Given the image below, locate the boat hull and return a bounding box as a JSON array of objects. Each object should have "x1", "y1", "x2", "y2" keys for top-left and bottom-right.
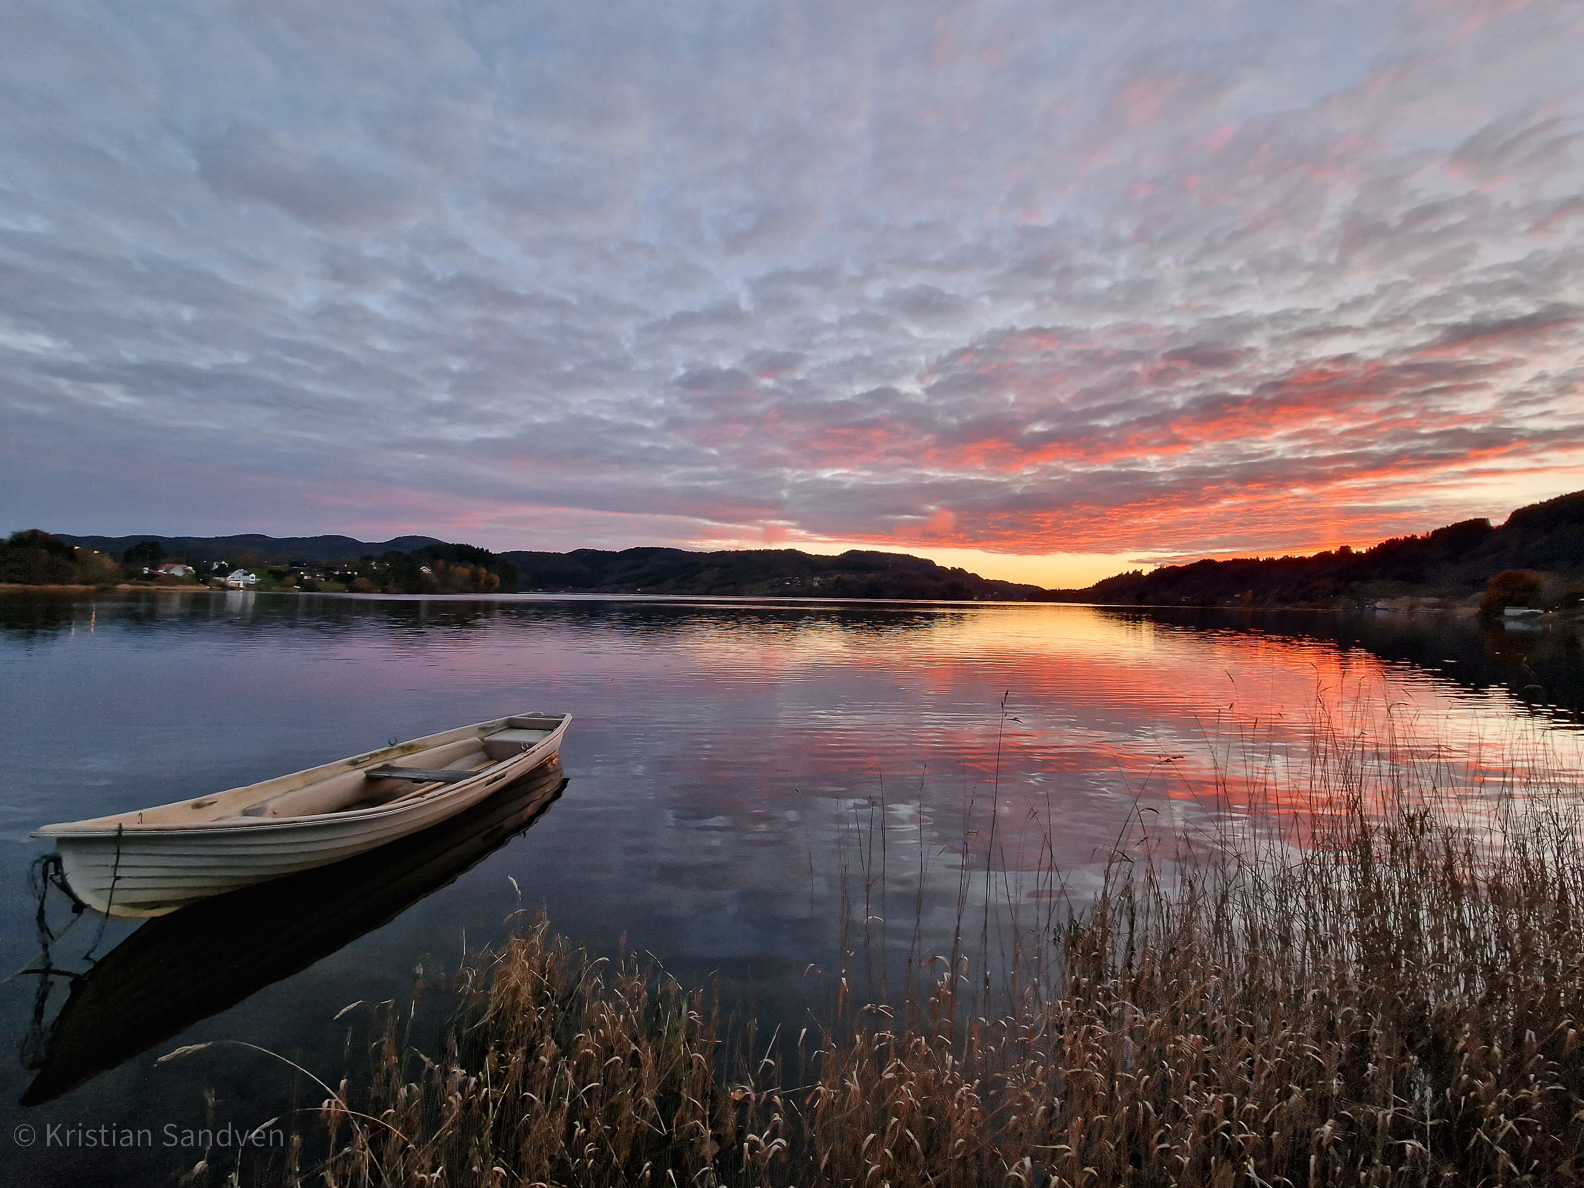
[
  {"x1": 40, "y1": 714, "x2": 568, "y2": 917},
  {"x1": 23, "y1": 759, "x2": 567, "y2": 1105}
]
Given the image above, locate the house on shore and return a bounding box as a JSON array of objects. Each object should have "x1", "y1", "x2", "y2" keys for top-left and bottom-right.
[{"x1": 225, "y1": 570, "x2": 259, "y2": 588}]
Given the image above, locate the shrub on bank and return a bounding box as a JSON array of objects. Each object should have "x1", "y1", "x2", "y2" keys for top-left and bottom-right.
[{"x1": 1482, "y1": 569, "x2": 1546, "y2": 618}]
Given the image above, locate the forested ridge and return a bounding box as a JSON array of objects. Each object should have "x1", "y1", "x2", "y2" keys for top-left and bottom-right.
[
  {"x1": 13, "y1": 487, "x2": 1581, "y2": 605},
  {"x1": 1074, "y1": 488, "x2": 1584, "y2": 606}
]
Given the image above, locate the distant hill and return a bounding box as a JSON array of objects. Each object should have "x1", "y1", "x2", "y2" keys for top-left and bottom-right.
[
  {"x1": 500, "y1": 546, "x2": 1044, "y2": 600},
  {"x1": 31, "y1": 491, "x2": 1584, "y2": 604},
  {"x1": 34, "y1": 533, "x2": 1044, "y2": 600},
  {"x1": 54, "y1": 533, "x2": 446, "y2": 565},
  {"x1": 1077, "y1": 488, "x2": 1584, "y2": 607}
]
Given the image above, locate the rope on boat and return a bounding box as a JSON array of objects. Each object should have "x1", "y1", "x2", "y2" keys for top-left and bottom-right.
[
  {"x1": 29, "y1": 851, "x2": 85, "y2": 935},
  {"x1": 83, "y1": 824, "x2": 125, "y2": 962}
]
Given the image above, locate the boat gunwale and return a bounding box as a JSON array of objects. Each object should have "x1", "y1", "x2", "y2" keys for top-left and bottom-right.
[{"x1": 31, "y1": 713, "x2": 570, "y2": 839}]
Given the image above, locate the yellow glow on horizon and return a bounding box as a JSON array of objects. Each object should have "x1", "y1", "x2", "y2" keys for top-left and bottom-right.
[
  {"x1": 893, "y1": 546, "x2": 1146, "y2": 589},
  {"x1": 690, "y1": 534, "x2": 1147, "y2": 589}
]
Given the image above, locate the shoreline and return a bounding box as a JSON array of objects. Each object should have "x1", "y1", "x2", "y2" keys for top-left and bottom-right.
[
  {"x1": 0, "y1": 582, "x2": 218, "y2": 593},
  {"x1": 1, "y1": 584, "x2": 1577, "y2": 627}
]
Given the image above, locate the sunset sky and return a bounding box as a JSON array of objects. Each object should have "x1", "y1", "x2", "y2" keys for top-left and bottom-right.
[{"x1": 2, "y1": 0, "x2": 1582, "y2": 587}]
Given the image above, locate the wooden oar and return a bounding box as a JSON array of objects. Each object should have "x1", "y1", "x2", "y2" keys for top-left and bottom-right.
[{"x1": 363, "y1": 766, "x2": 476, "y2": 784}]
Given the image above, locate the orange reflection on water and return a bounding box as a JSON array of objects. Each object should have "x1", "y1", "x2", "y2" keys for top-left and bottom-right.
[{"x1": 594, "y1": 602, "x2": 1584, "y2": 866}]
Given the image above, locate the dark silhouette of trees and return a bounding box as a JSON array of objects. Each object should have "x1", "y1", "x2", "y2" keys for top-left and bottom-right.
[
  {"x1": 1, "y1": 530, "x2": 117, "y2": 586},
  {"x1": 121, "y1": 539, "x2": 164, "y2": 570},
  {"x1": 1081, "y1": 488, "x2": 1584, "y2": 606}
]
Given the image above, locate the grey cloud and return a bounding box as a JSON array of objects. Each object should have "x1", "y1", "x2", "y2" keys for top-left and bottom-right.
[
  {"x1": 1161, "y1": 345, "x2": 1244, "y2": 370},
  {"x1": 1452, "y1": 115, "x2": 1583, "y2": 178},
  {"x1": 196, "y1": 127, "x2": 423, "y2": 232},
  {"x1": 1424, "y1": 305, "x2": 1581, "y2": 350},
  {"x1": 883, "y1": 284, "x2": 965, "y2": 322}
]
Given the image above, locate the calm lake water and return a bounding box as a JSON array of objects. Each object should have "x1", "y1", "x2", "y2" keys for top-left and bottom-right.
[{"x1": 2, "y1": 591, "x2": 1581, "y2": 1186}]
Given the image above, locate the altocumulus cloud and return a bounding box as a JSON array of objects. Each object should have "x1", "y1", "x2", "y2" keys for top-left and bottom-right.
[{"x1": 1, "y1": 0, "x2": 1582, "y2": 566}]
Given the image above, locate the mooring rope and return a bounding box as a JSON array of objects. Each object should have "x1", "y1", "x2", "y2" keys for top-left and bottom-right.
[
  {"x1": 29, "y1": 852, "x2": 83, "y2": 942},
  {"x1": 83, "y1": 824, "x2": 125, "y2": 963}
]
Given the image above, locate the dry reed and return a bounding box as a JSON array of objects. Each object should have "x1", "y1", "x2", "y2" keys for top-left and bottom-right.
[{"x1": 259, "y1": 720, "x2": 1584, "y2": 1187}]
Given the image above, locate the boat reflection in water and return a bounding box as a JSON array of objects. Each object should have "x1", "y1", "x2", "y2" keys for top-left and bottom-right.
[{"x1": 20, "y1": 757, "x2": 567, "y2": 1106}]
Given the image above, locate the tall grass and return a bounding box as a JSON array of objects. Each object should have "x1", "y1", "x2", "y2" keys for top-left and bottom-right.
[
  {"x1": 306, "y1": 920, "x2": 729, "y2": 1187},
  {"x1": 263, "y1": 717, "x2": 1584, "y2": 1187}
]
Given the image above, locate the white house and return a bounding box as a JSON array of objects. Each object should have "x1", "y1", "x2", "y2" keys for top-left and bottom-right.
[
  {"x1": 157, "y1": 563, "x2": 193, "y2": 578},
  {"x1": 225, "y1": 570, "x2": 259, "y2": 588}
]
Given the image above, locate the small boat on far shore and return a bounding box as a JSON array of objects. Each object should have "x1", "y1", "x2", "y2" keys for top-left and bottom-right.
[{"x1": 32, "y1": 712, "x2": 570, "y2": 917}]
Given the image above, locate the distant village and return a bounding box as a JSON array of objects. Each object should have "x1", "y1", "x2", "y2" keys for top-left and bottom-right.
[
  {"x1": 123, "y1": 554, "x2": 504, "y2": 594},
  {"x1": 91, "y1": 537, "x2": 381, "y2": 591},
  {"x1": 135, "y1": 559, "x2": 365, "y2": 591},
  {"x1": 0, "y1": 531, "x2": 509, "y2": 594}
]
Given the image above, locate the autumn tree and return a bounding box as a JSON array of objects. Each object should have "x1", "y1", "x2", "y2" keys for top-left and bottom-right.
[{"x1": 1480, "y1": 569, "x2": 1543, "y2": 618}]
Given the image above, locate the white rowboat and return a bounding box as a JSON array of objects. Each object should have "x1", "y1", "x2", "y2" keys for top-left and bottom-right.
[{"x1": 32, "y1": 712, "x2": 570, "y2": 918}]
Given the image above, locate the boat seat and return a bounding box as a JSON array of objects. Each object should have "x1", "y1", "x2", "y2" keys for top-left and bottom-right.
[{"x1": 484, "y1": 728, "x2": 549, "y2": 759}]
